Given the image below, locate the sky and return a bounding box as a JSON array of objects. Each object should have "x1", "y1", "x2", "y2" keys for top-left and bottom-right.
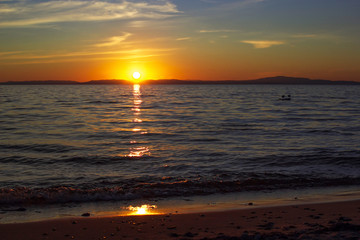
[{"x1": 0, "y1": 0, "x2": 360, "y2": 82}]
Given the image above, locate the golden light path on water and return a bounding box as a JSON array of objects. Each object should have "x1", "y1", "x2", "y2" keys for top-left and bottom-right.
[{"x1": 128, "y1": 84, "x2": 150, "y2": 157}]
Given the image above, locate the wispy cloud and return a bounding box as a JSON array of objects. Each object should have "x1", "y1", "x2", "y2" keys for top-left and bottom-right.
[
  {"x1": 0, "y1": 51, "x2": 24, "y2": 56},
  {"x1": 199, "y1": 29, "x2": 237, "y2": 33},
  {"x1": 176, "y1": 37, "x2": 191, "y2": 41},
  {"x1": 0, "y1": 47, "x2": 178, "y2": 64},
  {"x1": 200, "y1": 0, "x2": 217, "y2": 3},
  {"x1": 241, "y1": 40, "x2": 285, "y2": 48},
  {"x1": 291, "y1": 34, "x2": 318, "y2": 38},
  {"x1": 0, "y1": 0, "x2": 180, "y2": 27},
  {"x1": 201, "y1": 0, "x2": 265, "y2": 5},
  {"x1": 1, "y1": 54, "x2": 159, "y2": 65},
  {"x1": 204, "y1": 0, "x2": 266, "y2": 12},
  {"x1": 93, "y1": 33, "x2": 132, "y2": 48}
]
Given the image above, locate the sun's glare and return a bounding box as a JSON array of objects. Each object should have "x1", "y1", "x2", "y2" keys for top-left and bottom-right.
[{"x1": 133, "y1": 72, "x2": 141, "y2": 80}]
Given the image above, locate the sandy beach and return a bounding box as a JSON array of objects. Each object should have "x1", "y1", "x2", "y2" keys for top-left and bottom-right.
[{"x1": 1, "y1": 199, "x2": 360, "y2": 240}]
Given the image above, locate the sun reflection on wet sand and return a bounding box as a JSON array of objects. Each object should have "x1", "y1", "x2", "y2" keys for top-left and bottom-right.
[
  {"x1": 126, "y1": 204, "x2": 158, "y2": 215},
  {"x1": 128, "y1": 84, "x2": 150, "y2": 157}
]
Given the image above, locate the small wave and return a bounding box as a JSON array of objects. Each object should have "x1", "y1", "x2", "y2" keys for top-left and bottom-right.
[
  {"x1": 0, "y1": 127, "x2": 17, "y2": 131},
  {"x1": 59, "y1": 155, "x2": 153, "y2": 165},
  {"x1": 85, "y1": 100, "x2": 120, "y2": 104},
  {"x1": 305, "y1": 129, "x2": 338, "y2": 134},
  {"x1": 0, "y1": 186, "x2": 129, "y2": 205},
  {"x1": 255, "y1": 150, "x2": 360, "y2": 167},
  {"x1": 1, "y1": 176, "x2": 359, "y2": 206},
  {"x1": 0, "y1": 155, "x2": 52, "y2": 165},
  {"x1": 0, "y1": 143, "x2": 76, "y2": 154},
  {"x1": 0, "y1": 154, "x2": 153, "y2": 166},
  {"x1": 189, "y1": 138, "x2": 220, "y2": 142}
]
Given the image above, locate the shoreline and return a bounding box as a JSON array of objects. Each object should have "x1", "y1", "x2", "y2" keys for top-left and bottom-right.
[
  {"x1": 1, "y1": 186, "x2": 360, "y2": 224},
  {"x1": 1, "y1": 199, "x2": 360, "y2": 240}
]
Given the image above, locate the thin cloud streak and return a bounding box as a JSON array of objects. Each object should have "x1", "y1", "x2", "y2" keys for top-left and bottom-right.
[
  {"x1": 176, "y1": 37, "x2": 191, "y2": 41},
  {"x1": 204, "y1": 0, "x2": 266, "y2": 12},
  {"x1": 291, "y1": 34, "x2": 318, "y2": 38},
  {"x1": 4, "y1": 54, "x2": 160, "y2": 65},
  {"x1": 0, "y1": 47, "x2": 179, "y2": 64},
  {"x1": 93, "y1": 33, "x2": 132, "y2": 48},
  {"x1": 241, "y1": 40, "x2": 285, "y2": 48},
  {"x1": 0, "y1": 0, "x2": 180, "y2": 27},
  {"x1": 199, "y1": 29, "x2": 237, "y2": 33},
  {"x1": 0, "y1": 51, "x2": 25, "y2": 56}
]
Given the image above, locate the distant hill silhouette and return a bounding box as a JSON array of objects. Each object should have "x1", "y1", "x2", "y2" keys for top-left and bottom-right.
[
  {"x1": 0, "y1": 80, "x2": 80, "y2": 85},
  {"x1": 1, "y1": 76, "x2": 359, "y2": 85},
  {"x1": 238, "y1": 76, "x2": 359, "y2": 85},
  {"x1": 83, "y1": 80, "x2": 128, "y2": 85}
]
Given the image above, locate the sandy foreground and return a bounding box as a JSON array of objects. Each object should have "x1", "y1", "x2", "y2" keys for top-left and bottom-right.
[{"x1": 1, "y1": 200, "x2": 360, "y2": 240}]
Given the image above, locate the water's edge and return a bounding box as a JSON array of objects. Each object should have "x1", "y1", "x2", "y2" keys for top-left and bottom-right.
[{"x1": 1, "y1": 185, "x2": 359, "y2": 224}]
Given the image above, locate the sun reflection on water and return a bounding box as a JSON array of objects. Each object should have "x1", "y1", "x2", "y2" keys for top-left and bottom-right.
[
  {"x1": 128, "y1": 146, "x2": 150, "y2": 157},
  {"x1": 133, "y1": 118, "x2": 142, "y2": 123},
  {"x1": 128, "y1": 84, "x2": 150, "y2": 158},
  {"x1": 131, "y1": 107, "x2": 141, "y2": 113},
  {"x1": 134, "y1": 99, "x2": 142, "y2": 105}
]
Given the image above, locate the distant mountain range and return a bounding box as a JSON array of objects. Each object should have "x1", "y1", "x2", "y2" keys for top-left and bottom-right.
[{"x1": 1, "y1": 76, "x2": 359, "y2": 85}]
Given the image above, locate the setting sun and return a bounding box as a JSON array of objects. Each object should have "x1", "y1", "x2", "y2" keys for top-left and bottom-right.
[{"x1": 133, "y1": 72, "x2": 141, "y2": 80}]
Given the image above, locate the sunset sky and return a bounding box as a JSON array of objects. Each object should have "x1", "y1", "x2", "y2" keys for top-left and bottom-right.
[{"x1": 0, "y1": 0, "x2": 359, "y2": 82}]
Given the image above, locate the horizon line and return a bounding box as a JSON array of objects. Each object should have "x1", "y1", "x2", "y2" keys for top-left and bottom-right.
[{"x1": 1, "y1": 76, "x2": 360, "y2": 84}]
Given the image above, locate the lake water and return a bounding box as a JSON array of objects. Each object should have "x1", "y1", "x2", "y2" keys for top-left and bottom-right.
[{"x1": 1, "y1": 84, "x2": 360, "y2": 206}]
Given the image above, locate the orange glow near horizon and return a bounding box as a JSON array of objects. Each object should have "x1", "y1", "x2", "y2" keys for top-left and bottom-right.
[{"x1": 107, "y1": 60, "x2": 176, "y2": 83}]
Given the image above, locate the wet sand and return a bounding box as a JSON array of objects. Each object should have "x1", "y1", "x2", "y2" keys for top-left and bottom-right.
[{"x1": 1, "y1": 200, "x2": 360, "y2": 240}]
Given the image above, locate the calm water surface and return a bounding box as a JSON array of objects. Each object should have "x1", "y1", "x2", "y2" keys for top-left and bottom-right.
[{"x1": 0, "y1": 84, "x2": 359, "y2": 205}]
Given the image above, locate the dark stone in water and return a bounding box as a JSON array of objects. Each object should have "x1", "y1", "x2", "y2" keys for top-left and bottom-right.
[
  {"x1": 338, "y1": 216, "x2": 352, "y2": 222},
  {"x1": 330, "y1": 222, "x2": 360, "y2": 231},
  {"x1": 82, "y1": 212, "x2": 91, "y2": 217},
  {"x1": 183, "y1": 199, "x2": 193, "y2": 201},
  {"x1": 0, "y1": 207, "x2": 26, "y2": 212},
  {"x1": 257, "y1": 222, "x2": 274, "y2": 230},
  {"x1": 169, "y1": 233, "x2": 180, "y2": 237},
  {"x1": 184, "y1": 232, "x2": 197, "y2": 237}
]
